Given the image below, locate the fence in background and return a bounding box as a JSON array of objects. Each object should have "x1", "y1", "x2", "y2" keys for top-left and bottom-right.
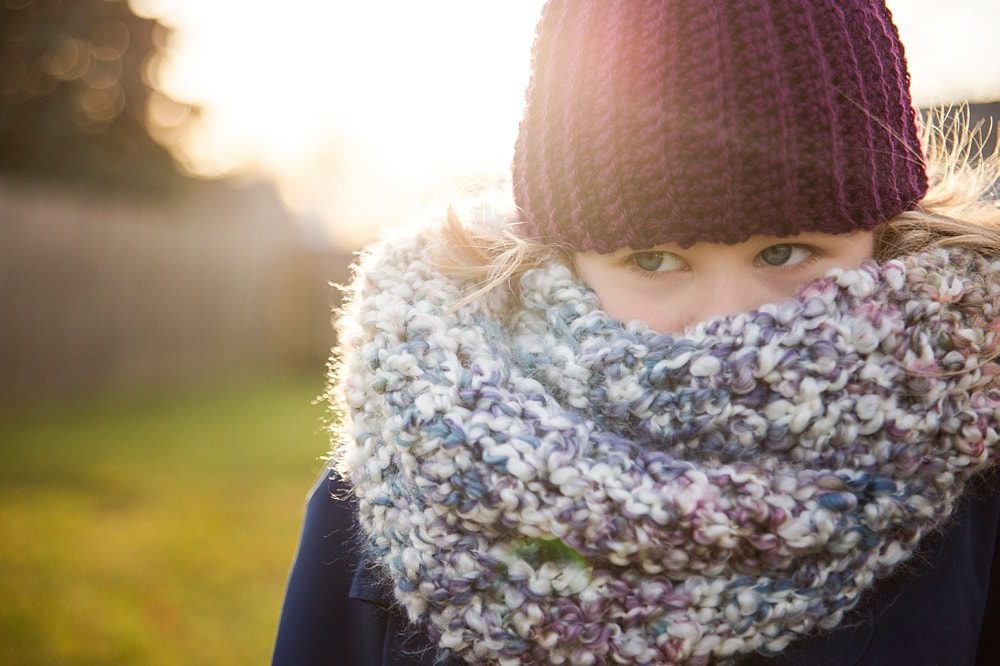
[{"x1": 0, "y1": 178, "x2": 353, "y2": 408}]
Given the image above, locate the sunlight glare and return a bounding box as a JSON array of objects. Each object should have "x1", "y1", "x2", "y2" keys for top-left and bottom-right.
[{"x1": 129, "y1": 0, "x2": 544, "y2": 243}]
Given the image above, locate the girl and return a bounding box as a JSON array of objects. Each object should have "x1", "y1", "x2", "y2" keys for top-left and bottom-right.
[{"x1": 274, "y1": 1, "x2": 1000, "y2": 664}]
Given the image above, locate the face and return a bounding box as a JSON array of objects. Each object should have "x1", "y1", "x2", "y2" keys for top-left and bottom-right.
[{"x1": 573, "y1": 230, "x2": 876, "y2": 333}]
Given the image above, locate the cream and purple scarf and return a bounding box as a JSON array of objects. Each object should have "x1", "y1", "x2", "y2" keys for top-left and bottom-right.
[{"x1": 330, "y1": 223, "x2": 1000, "y2": 665}]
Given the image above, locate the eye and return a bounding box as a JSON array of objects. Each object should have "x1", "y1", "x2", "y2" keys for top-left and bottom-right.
[
  {"x1": 757, "y1": 244, "x2": 812, "y2": 268},
  {"x1": 629, "y1": 251, "x2": 685, "y2": 273}
]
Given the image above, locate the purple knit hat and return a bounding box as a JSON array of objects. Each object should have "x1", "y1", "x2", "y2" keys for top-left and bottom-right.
[{"x1": 512, "y1": 0, "x2": 929, "y2": 252}]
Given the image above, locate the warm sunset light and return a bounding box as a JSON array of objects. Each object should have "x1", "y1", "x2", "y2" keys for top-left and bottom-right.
[
  {"x1": 129, "y1": 0, "x2": 1000, "y2": 245},
  {"x1": 5, "y1": 4, "x2": 1000, "y2": 663},
  {"x1": 128, "y1": 0, "x2": 545, "y2": 244}
]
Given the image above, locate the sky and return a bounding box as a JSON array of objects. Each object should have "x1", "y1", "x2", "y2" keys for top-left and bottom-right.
[{"x1": 129, "y1": 0, "x2": 1000, "y2": 246}]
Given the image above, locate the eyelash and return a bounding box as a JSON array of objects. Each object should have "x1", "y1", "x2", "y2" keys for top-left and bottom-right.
[
  {"x1": 624, "y1": 252, "x2": 680, "y2": 279},
  {"x1": 625, "y1": 258, "x2": 675, "y2": 280},
  {"x1": 624, "y1": 246, "x2": 821, "y2": 279},
  {"x1": 754, "y1": 247, "x2": 821, "y2": 272}
]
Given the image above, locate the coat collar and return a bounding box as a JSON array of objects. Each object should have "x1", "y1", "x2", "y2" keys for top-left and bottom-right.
[{"x1": 348, "y1": 553, "x2": 394, "y2": 608}]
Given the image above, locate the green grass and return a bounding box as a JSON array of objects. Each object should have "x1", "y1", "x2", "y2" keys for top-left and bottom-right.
[{"x1": 0, "y1": 375, "x2": 332, "y2": 665}]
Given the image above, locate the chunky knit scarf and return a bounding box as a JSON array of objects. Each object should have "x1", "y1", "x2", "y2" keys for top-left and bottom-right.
[{"x1": 331, "y1": 224, "x2": 1000, "y2": 665}]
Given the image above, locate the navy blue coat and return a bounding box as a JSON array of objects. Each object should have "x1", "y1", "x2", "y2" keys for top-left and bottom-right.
[{"x1": 274, "y1": 468, "x2": 1000, "y2": 666}]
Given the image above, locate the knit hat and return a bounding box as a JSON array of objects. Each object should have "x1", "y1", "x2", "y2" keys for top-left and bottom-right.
[{"x1": 512, "y1": 0, "x2": 929, "y2": 252}]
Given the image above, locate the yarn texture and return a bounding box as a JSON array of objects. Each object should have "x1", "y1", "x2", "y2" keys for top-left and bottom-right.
[
  {"x1": 512, "y1": 0, "x2": 928, "y2": 251},
  {"x1": 331, "y1": 218, "x2": 1000, "y2": 665}
]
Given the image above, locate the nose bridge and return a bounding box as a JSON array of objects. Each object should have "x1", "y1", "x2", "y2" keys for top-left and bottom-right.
[{"x1": 685, "y1": 269, "x2": 751, "y2": 325}]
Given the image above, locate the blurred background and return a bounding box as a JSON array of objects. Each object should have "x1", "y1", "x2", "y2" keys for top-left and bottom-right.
[{"x1": 1, "y1": 0, "x2": 998, "y2": 663}]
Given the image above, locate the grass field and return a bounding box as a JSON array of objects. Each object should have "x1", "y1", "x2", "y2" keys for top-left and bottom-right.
[{"x1": 0, "y1": 374, "x2": 332, "y2": 665}]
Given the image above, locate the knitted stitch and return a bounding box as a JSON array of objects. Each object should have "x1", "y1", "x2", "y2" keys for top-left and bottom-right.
[
  {"x1": 331, "y1": 220, "x2": 1000, "y2": 665},
  {"x1": 512, "y1": 0, "x2": 929, "y2": 251}
]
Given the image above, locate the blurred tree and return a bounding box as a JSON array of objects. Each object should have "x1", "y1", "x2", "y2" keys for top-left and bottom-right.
[{"x1": 0, "y1": 0, "x2": 194, "y2": 193}]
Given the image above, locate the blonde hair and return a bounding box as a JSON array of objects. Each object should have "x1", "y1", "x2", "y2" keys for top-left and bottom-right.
[
  {"x1": 874, "y1": 105, "x2": 1000, "y2": 260},
  {"x1": 433, "y1": 104, "x2": 1000, "y2": 308}
]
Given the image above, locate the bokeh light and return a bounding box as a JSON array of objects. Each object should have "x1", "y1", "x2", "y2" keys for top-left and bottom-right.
[{"x1": 129, "y1": 0, "x2": 545, "y2": 244}]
